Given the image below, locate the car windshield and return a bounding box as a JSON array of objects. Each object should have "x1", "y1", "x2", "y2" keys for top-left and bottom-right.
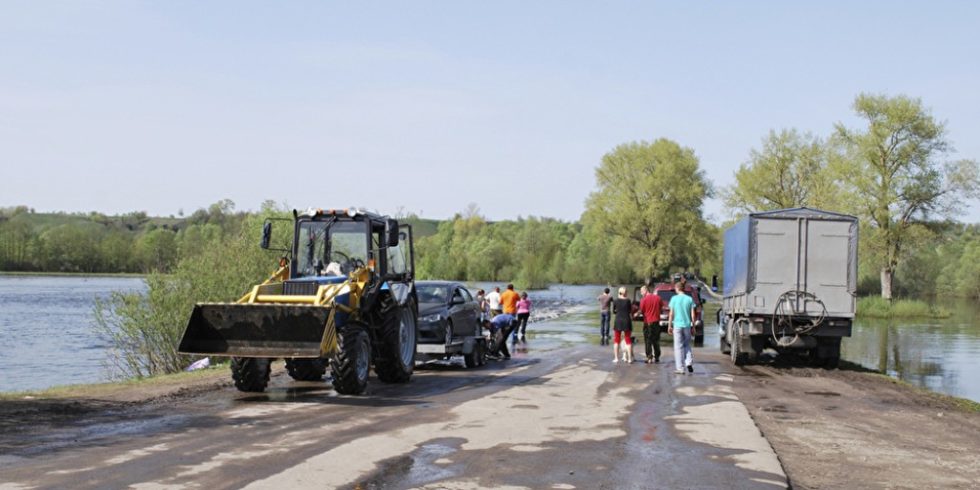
[
  {"x1": 417, "y1": 284, "x2": 450, "y2": 304},
  {"x1": 295, "y1": 219, "x2": 368, "y2": 278}
]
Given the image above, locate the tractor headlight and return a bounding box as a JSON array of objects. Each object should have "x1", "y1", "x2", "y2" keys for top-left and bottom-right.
[{"x1": 420, "y1": 314, "x2": 442, "y2": 324}]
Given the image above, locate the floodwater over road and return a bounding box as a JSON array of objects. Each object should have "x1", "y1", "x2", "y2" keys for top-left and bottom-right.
[
  {"x1": 2, "y1": 276, "x2": 979, "y2": 403},
  {"x1": 842, "y1": 300, "x2": 980, "y2": 403}
]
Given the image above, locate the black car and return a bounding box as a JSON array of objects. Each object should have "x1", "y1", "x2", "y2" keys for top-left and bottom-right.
[{"x1": 416, "y1": 280, "x2": 481, "y2": 345}]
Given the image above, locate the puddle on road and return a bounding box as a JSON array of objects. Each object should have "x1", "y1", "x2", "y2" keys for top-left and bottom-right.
[{"x1": 362, "y1": 438, "x2": 465, "y2": 488}]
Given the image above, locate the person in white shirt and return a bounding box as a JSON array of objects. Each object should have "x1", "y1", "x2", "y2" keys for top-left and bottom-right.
[{"x1": 486, "y1": 287, "x2": 502, "y2": 317}]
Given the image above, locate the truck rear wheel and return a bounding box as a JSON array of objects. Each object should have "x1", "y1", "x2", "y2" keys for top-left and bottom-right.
[
  {"x1": 231, "y1": 357, "x2": 272, "y2": 392},
  {"x1": 374, "y1": 301, "x2": 417, "y2": 384},
  {"x1": 331, "y1": 323, "x2": 371, "y2": 394},
  {"x1": 730, "y1": 324, "x2": 748, "y2": 366},
  {"x1": 285, "y1": 358, "x2": 326, "y2": 381}
]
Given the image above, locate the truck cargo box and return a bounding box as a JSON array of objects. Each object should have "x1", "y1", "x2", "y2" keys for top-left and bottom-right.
[{"x1": 723, "y1": 208, "x2": 858, "y2": 318}]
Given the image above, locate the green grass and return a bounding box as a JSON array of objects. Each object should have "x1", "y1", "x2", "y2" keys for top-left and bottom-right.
[{"x1": 857, "y1": 296, "x2": 951, "y2": 319}]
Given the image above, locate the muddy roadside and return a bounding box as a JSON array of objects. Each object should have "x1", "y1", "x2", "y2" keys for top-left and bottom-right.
[
  {"x1": 0, "y1": 364, "x2": 244, "y2": 455},
  {"x1": 731, "y1": 361, "x2": 980, "y2": 489}
]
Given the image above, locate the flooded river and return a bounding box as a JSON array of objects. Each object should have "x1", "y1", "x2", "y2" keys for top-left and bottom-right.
[
  {"x1": 0, "y1": 275, "x2": 146, "y2": 392},
  {"x1": 1, "y1": 276, "x2": 978, "y2": 403}
]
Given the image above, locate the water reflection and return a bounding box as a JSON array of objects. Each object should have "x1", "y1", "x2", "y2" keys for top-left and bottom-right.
[{"x1": 842, "y1": 300, "x2": 980, "y2": 402}]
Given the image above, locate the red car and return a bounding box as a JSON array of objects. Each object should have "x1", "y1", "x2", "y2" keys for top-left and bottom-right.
[{"x1": 634, "y1": 282, "x2": 704, "y2": 344}]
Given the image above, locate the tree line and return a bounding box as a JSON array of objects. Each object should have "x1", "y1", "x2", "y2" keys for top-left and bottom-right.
[
  {"x1": 3, "y1": 93, "x2": 978, "y2": 301},
  {"x1": 0, "y1": 200, "x2": 244, "y2": 274}
]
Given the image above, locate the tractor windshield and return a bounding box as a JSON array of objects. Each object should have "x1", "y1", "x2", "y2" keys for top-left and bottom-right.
[{"x1": 296, "y1": 219, "x2": 369, "y2": 278}]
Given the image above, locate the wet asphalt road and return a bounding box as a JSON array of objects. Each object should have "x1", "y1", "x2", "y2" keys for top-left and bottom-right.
[{"x1": 0, "y1": 342, "x2": 787, "y2": 489}]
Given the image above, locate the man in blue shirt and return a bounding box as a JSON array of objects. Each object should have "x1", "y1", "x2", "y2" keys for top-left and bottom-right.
[
  {"x1": 667, "y1": 281, "x2": 696, "y2": 374},
  {"x1": 486, "y1": 313, "x2": 516, "y2": 360}
]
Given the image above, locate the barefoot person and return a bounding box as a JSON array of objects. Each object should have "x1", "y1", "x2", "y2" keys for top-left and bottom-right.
[
  {"x1": 667, "y1": 281, "x2": 696, "y2": 374},
  {"x1": 611, "y1": 287, "x2": 634, "y2": 364}
]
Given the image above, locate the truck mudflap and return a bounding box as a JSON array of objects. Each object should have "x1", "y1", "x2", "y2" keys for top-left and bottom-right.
[{"x1": 178, "y1": 303, "x2": 338, "y2": 358}]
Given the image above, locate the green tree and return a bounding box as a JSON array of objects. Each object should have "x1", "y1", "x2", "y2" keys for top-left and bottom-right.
[
  {"x1": 38, "y1": 223, "x2": 103, "y2": 272},
  {"x1": 583, "y1": 138, "x2": 715, "y2": 279},
  {"x1": 512, "y1": 217, "x2": 560, "y2": 289},
  {"x1": 135, "y1": 228, "x2": 178, "y2": 273},
  {"x1": 96, "y1": 207, "x2": 290, "y2": 377},
  {"x1": 834, "y1": 93, "x2": 980, "y2": 299},
  {"x1": 723, "y1": 129, "x2": 833, "y2": 216}
]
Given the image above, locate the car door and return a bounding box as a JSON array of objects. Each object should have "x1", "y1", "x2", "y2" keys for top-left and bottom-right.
[
  {"x1": 458, "y1": 287, "x2": 479, "y2": 337},
  {"x1": 448, "y1": 287, "x2": 469, "y2": 339}
]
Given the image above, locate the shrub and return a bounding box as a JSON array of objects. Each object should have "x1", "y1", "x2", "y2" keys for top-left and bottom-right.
[
  {"x1": 95, "y1": 209, "x2": 289, "y2": 378},
  {"x1": 857, "y1": 297, "x2": 950, "y2": 319}
]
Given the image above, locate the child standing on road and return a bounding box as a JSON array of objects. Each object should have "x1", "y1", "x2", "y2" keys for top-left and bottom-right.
[{"x1": 515, "y1": 292, "x2": 531, "y2": 341}]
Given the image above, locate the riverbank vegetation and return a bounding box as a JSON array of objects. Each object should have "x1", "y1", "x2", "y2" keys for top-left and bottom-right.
[{"x1": 856, "y1": 297, "x2": 951, "y2": 319}]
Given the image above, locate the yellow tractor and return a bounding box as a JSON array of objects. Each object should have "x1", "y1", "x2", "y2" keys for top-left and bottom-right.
[{"x1": 178, "y1": 208, "x2": 418, "y2": 394}]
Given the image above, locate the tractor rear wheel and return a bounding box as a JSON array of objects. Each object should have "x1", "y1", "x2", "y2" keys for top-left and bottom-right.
[
  {"x1": 285, "y1": 358, "x2": 327, "y2": 381},
  {"x1": 230, "y1": 357, "x2": 272, "y2": 392},
  {"x1": 330, "y1": 323, "x2": 371, "y2": 395},
  {"x1": 375, "y1": 300, "x2": 417, "y2": 383}
]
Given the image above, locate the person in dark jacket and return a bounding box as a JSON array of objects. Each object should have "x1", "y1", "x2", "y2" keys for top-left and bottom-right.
[{"x1": 611, "y1": 287, "x2": 634, "y2": 363}]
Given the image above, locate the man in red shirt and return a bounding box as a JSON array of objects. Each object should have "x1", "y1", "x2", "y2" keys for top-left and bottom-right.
[{"x1": 638, "y1": 285, "x2": 664, "y2": 363}]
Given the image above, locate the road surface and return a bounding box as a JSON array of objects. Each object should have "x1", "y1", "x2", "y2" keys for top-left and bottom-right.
[{"x1": 1, "y1": 343, "x2": 786, "y2": 489}]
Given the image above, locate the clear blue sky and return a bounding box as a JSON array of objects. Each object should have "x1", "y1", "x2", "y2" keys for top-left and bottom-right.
[{"x1": 2, "y1": 1, "x2": 978, "y2": 223}]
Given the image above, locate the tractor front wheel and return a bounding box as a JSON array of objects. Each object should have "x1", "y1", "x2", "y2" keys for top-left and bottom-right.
[
  {"x1": 330, "y1": 323, "x2": 371, "y2": 395},
  {"x1": 230, "y1": 357, "x2": 272, "y2": 392},
  {"x1": 285, "y1": 358, "x2": 327, "y2": 381}
]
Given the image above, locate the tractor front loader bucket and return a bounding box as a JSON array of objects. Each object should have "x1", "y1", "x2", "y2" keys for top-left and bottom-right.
[{"x1": 178, "y1": 303, "x2": 337, "y2": 358}]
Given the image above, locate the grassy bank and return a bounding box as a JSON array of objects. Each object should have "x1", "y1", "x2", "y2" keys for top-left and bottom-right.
[
  {"x1": 857, "y1": 297, "x2": 951, "y2": 319},
  {"x1": 0, "y1": 363, "x2": 229, "y2": 401}
]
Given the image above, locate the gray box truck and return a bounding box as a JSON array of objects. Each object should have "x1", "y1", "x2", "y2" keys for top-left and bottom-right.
[{"x1": 720, "y1": 208, "x2": 858, "y2": 368}]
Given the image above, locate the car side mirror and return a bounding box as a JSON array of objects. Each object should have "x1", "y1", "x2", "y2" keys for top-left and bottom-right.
[
  {"x1": 451, "y1": 296, "x2": 465, "y2": 305},
  {"x1": 386, "y1": 219, "x2": 400, "y2": 247},
  {"x1": 260, "y1": 222, "x2": 272, "y2": 249}
]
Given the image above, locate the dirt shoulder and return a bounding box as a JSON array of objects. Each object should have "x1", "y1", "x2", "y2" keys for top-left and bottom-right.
[
  {"x1": 732, "y1": 362, "x2": 980, "y2": 490},
  {"x1": 0, "y1": 363, "x2": 249, "y2": 454}
]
